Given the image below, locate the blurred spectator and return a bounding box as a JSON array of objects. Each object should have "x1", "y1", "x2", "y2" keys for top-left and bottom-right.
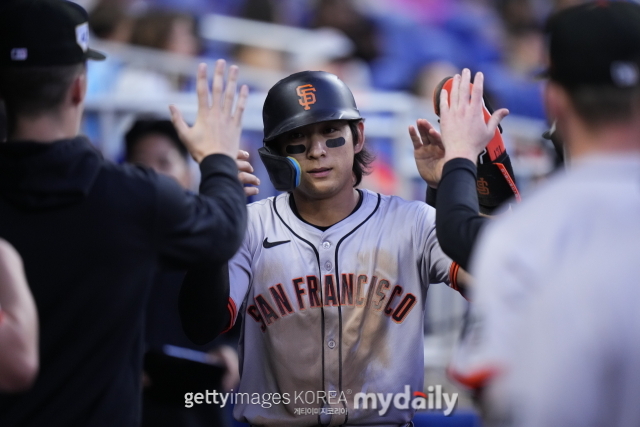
[
  {"x1": 232, "y1": 0, "x2": 287, "y2": 72},
  {"x1": 497, "y1": 0, "x2": 540, "y2": 32},
  {"x1": 125, "y1": 119, "x2": 192, "y2": 188},
  {"x1": 86, "y1": 0, "x2": 133, "y2": 98},
  {"x1": 311, "y1": 0, "x2": 380, "y2": 65},
  {"x1": 124, "y1": 119, "x2": 239, "y2": 427},
  {"x1": 130, "y1": 10, "x2": 200, "y2": 56},
  {"x1": 114, "y1": 10, "x2": 200, "y2": 96},
  {"x1": 412, "y1": 60, "x2": 459, "y2": 100},
  {"x1": 478, "y1": 0, "x2": 546, "y2": 119},
  {"x1": 142, "y1": 0, "x2": 237, "y2": 16},
  {"x1": 89, "y1": 0, "x2": 134, "y2": 43},
  {"x1": 0, "y1": 239, "x2": 39, "y2": 393}
]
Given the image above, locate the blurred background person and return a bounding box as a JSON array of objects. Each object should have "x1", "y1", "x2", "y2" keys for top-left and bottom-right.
[
  {"x1": 115, "y1": 10, "x2": 200, "y2": 95},
  {"x1": 0, "y1": 239, "x2": 39, "y2": 393}
]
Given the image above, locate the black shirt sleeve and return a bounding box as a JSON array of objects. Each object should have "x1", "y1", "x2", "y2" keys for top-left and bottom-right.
[
  {"x1": 154, "y1": 153, "x2": 247, "y2": 266},
  {"x1": 147, "y1": 153, "x2": 245, "y2": 345},
  {"x1": 435, "y1": 158, "x2": 488, "y2": 270},
  {"x1": 179, "y1": 261, "x2": 231, "y2": 345}
]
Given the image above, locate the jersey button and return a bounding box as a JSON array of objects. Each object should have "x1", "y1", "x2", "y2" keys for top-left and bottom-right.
[
  {"x1": 327, "y1": 339, "x2": 336, "y2": 349},
  {"x1": 324, "y1": 261, "x2": 332, "y2": 271},
  {"x1": 322, "y1": 241, "x2": 331, "y2": 249}
]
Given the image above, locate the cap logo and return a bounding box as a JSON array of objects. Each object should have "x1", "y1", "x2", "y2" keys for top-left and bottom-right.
[
  {"x1": 296, "y1": 84, "x2": 316, "y2": 110},
  {"x1": 76, "y1": 22, "x2": 89, "y2": 52},
  {"x1": 10, "y1": 48, "x2": 28, "y2": 61},
  {"x1": 611, "y1": 61, "x2": 639, "y2": 87}
]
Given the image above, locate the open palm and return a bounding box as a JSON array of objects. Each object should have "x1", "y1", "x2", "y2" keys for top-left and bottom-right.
[{"x1": 409, "y1": 119, "x2": 446, "y2": 188}]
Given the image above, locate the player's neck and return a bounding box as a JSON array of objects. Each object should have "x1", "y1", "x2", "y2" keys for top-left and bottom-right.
[
  {"x1": 565, "y1": 115, "x2": 640, "y2": 161},
  {"x1": 10, "y1": 109, "x2": 81, "y2": 143},
  {"x1": 291, "y1": 187, "x2": 360, "y2": 228}
]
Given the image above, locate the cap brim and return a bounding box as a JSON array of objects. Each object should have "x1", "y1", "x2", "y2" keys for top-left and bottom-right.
[{"x1": 86, "y1": 48, "x2": 106, "y2": 61}]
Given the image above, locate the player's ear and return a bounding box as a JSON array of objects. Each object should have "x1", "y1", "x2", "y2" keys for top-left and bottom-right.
[
  {"x1": 69, "y1": 71, "x2": 87, "y2": 107},
  {"x1": 353, "y1": 120, "x2": 365, "y2": 154},
  {"x1": 544, "y1": 82, "x2": 568, "y2": 126}
]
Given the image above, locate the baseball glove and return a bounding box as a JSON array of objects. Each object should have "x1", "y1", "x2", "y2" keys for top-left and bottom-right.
[{"x1": 434, "y1": 76, "x2": 521, "y2": 214}]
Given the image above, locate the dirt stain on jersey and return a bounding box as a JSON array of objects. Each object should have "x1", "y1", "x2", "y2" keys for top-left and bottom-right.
[{"x1": 340, "y1": 249, "x2": 402, "y2": 390}]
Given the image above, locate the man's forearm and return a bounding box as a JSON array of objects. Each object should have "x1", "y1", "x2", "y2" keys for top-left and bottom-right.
[{"x1": 436, "y1": 158, "x2": 488, "y2": 270}]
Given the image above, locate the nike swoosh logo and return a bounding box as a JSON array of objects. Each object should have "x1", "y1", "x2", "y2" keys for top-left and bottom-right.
[{"x1": 263, "y1": 238, "x2": 291, "y2": 248}]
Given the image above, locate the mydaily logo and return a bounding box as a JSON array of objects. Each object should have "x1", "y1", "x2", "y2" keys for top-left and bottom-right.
[{"x1": 353, "y1": 385, "x2": 458, "y2": 416}]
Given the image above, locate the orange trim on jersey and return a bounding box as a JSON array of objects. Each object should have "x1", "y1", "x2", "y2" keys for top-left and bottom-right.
[
  {"x1": 447, "y1": 366, "x2": 500, "y2": 390},
  {"x1": 495, "y1": 163, "x2": 521, "y2": 202},
  {"x1": 449, "y1": 262, "x2": 460, "y2": 292},
  {"x1": 221, "y1": 297, "x2": 237, "y2": 334}
]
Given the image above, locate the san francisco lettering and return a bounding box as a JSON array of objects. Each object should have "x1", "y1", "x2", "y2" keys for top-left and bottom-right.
[{"x1": 246, "y1": 274, "x2": 417, "y2": 331}]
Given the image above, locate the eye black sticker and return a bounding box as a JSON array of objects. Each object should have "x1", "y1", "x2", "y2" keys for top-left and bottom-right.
[
  {"x1": 326, "y1": 137, "x2": 345, "y2": 148},
  {"x1": 285, "y1": 144, "x2": 306, "y2": 154}
]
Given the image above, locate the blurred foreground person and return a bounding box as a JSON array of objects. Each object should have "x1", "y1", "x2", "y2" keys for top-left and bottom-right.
[
  {"x1": 0, "y1": 0, "x2": 248, "y2": 425},
  {"x1": 448, "y1": 3, "x2": 640, "y2": 426},
  {"x1": 0, "y1": 239, "x2": 38, "y2": 393}
]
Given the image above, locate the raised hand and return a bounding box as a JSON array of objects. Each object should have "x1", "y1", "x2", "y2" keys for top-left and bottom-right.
[
  {"x1": 409, "y1": 118, "x2": 446, "y2": 188},
  {"x1": 438, "y1": 69, "x2": 509, "y2": 164},
  {"x1": 169, "y1": 60, "x2": 249, "y2": 163},
  {"x1": 236, "y1": 150, "x2": 260, "y2": 197}
]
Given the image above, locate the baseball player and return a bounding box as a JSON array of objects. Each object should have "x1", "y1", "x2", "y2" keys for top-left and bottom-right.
[
  {"x1": 182, "y1": 70, "x2": 507, "y2": 426},
  {"x1": 446, "y1": 2, "x2": 640, "y2": 425}
]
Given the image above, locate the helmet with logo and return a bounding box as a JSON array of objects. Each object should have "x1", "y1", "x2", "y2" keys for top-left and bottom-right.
[
  {"x1": 259, "y1": 71, "x2": 363, "y2": 191},
  {"x1": 262, "y1": 71, "x2": 362, "y2": 142}
]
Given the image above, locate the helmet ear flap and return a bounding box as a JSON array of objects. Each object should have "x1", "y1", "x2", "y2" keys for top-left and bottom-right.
[{"x1": 258, "y1": 147, "x2": 301, "y2": 192}]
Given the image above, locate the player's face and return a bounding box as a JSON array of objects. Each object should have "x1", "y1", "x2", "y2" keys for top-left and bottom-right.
[
  {"x1": 276, "y1": 120, "x2": 364, "y2": 200},
  {"x1": 128, "y1": 133, "x2": 191, "y2": 189}
]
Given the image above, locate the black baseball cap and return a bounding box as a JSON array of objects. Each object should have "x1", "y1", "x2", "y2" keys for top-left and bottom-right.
[
  {"x1": 544, "y1": 1, "x2": 640, "y2": 89},
  {"x1": 0, "y1": 0, "x2": 106, "y2": 67}
]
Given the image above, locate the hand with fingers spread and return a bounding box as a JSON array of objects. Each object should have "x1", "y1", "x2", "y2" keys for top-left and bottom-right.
[
  {"x1": 170, "y1": 60, "x2": 249, "y2": 163},
  {"x1": 409, "y1": 118, "x2": 446, "y2": 188},
  {"x1": 236, "y1": 150, "x2": 260, "y2": 197},
  {"x1": 438, "y1": 69, "x2": 509, "y2": 164}
]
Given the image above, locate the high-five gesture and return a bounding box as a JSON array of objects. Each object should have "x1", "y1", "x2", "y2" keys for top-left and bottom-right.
[
  {"x1": 438, "y1": 69, "x2": 509, "y2": 164},
  {"x1": 170, "y1": 60, "x2": 249, "y2": 163},
  {"x1": 409, "y1": 118, "x2": 445, "y2": 188}
]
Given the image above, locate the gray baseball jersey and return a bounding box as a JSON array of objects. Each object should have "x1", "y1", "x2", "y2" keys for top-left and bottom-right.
[
  {"x1": 227, "y1": 189, "x2": 459, "y2": 426},
  {"x1": 451, "y1": 155, "x2": 640, "y2": 426}
]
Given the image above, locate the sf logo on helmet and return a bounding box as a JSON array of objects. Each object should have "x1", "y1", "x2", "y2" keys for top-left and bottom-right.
[{"x1": 296, "y1": 84, "x2": 316, "y2": 110}]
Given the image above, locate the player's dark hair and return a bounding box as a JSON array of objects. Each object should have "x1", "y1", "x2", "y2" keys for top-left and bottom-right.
[
  {"x1": 0, "y1": 63, "x2": 86, "y2": 135},
  {"x1": 124, "y1": 118, "x2": 189, "y2": 161},
  {"x1": 348, "y1": 119, "x2": 375, "y2": 187},
  {"x1": 566, "y1": 85, "x2": 640, "y2": 127}
]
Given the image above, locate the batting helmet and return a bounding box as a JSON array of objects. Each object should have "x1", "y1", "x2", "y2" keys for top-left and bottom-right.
[
  {"x1": 262, "y1": 71, "x2": 362, "y2": 142},
  {"x1": 259, "y1": 71, "x2": 362, "y2": 192}
]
